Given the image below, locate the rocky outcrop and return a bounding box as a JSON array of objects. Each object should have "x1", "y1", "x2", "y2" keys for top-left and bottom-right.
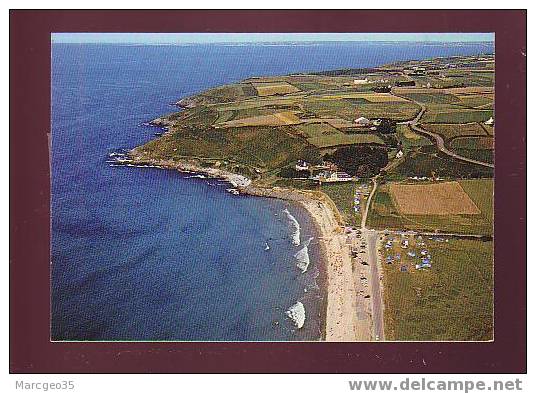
[
  {"x1": 175, "y1": 97, "x2": 199, "y2": 109},
  {"x1": 148, "y1": 117, "x2": 173, "y2": 128}
]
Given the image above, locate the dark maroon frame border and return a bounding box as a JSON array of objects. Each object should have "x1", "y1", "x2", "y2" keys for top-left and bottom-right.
[{"x1": 10, "y1": 10, "x2": 526, "y2": 373}]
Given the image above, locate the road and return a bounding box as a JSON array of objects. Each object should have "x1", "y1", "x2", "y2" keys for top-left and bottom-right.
[
  {"x1": 411, "y1": 122, "x2": 494, "y2": 168},
  {"x1": 397, "y1": 98, "x2": 494, "y2": 169},
  {"x1": 359, "y1": 176, "x2": 385, "y2": 340},
  {"x1": 365, "y1": 229, "x2": 384, "y2": 340}
]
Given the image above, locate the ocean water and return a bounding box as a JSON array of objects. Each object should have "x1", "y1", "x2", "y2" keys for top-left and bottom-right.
[{"x1": 51, "y1": 41, "x2": 493, "y2": 341}]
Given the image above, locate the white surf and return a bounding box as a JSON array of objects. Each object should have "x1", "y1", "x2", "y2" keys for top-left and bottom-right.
[
  {"x1": 294, "y1": 237, "x2": 313, "y2": 273},
  {"x1": 283, "y1": 208, "x2": 301, "y2": 246},
  {"x1": 286, "y1": 301, "x2": 306, "y2": 329}
]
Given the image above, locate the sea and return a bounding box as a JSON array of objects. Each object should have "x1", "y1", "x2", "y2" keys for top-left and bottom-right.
[{"x1": 51, "y1": 41, "x2": 493, "y2": 341}]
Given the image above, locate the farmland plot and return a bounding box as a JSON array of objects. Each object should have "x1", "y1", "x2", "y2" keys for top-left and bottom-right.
[
  {"x1": 390, "y1": 182, "x2": 481, "y2": 215},
  {"x1": 252, "y1": 81, "x2": 301, "y2": 96}
]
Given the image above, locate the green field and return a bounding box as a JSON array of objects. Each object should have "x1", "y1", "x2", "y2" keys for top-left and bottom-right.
[
  {"x1": 457, "y1": 95, "x2": 494, "y2": 108},
  {"x1": 307, "y1": 133, "x2": 385, "y2": 148},
  {"x1": 388, "y1": 147, "x2": 494, "y2": 179},
  {"x1": 441, "y1": 72, "x2": 494, "y2": 88},
  {"x1": 303, "y1": 99, "x2": 420, "y2": 122},
  {"x1": 454, "y1": 149, "x2": 494, "y2": 165},
  {"x1": 343, "y1": 97, "x2": 371, "y2": 104},
  {"x1": 302, "y1": 98, "x2": 357, "y2": 121},
  {"x1": 270, "y1": 178, "x2": 318, "y2": 190},
  {"x1": 368, "y1": 179, "x2": 494, "y2": 235},
  {"x1": 192, "y1": 83, "x2": 256, "y2": 105},
  {"x1": 459, "y1": 179, "x2": 494, "y2": 223},
  {"x1": 355, "y1": 102, "x2": 421, "y2": 121},
  {"x1": 422, "y1": 108, "x2": 494, "y2": 124},
  {"x1": 399, "y1": 92, "x2": 461, "y2": 104},
  {"x1": 218, "y1": 97, "x2": 303, "y2": 111},
  {"x1": 449, "y1": 136, "x2": 494, "y2": 149},
  {"x1": 134, "y1": 124, "x2": 310, "y2": 173},
  {"x1": 215, "y1": 109, "x2": 237, "y2": 124},
  {"x1": 399, "y1": 212, "x2": 492, "y2": 236},
  {"x1": 366, "y1": 186, "x2": 406, "y2": 229},
  {"x1": 215, "y1": 104, "x2": 304, "y2": 125},
  {"x1": 397, "y1": 124, "x2": 433, "y2": 148},
  {"x1": 320, "y1": 182, "x2": 361, "y2": 227},
  {"x1": 296, "y1": 122, "x2": 341, "y2": 138},
  {"x1": 421, "y1": 123, "x2": 489, "y2": 141},
  {"x1": 383, "y1": 238, "x2": 493, "y2": 341},
  {"x1": 291, "y1": 81, "x2": 331, "y2": 91}
]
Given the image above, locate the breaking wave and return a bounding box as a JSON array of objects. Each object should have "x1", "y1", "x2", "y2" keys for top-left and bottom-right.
[
  {"x1": 283, "y1": 208, "x2": 301, "y2": 246},
  {"x1": 286, "y1": 301, "x2": 306, "y2": 329},
  {"x1": 294, "y1": 237, "x2": 313, "y2": 273}
]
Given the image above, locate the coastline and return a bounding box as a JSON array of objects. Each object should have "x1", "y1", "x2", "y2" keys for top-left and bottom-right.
[
  {"x1": 124, "y1": 154, "x2": 372, "y2": 341},
  {"x1": 299, "y1": 199, "x2": 371, "y2": 341}
]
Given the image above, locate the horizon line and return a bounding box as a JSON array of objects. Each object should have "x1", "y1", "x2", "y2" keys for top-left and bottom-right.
[
  {"x1": 51, "y1": 32, "x2": 495, "y2": 44},
  {"x1": 52, "y1": 40, "x2": 495, "y2": 45}
]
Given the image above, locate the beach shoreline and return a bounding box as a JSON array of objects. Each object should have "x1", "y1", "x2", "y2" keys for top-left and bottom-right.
[{"x1": 124, "y1": 155, "x2": 372, "y2": 341}]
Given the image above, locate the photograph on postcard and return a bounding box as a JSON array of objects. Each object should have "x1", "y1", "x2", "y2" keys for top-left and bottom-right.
[{"x1": 50, "y1": 33, "x2": 495, "y2": 342}]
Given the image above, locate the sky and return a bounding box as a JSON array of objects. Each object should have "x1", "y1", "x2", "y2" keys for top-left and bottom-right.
[{"x1": 51, "y1": 33, "x2": 494, "y2": 44}]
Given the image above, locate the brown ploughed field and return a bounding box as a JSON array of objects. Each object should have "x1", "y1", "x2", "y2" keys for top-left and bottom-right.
[{"x1": 390, "y1": 182, "x2": 481, "y2": 215}]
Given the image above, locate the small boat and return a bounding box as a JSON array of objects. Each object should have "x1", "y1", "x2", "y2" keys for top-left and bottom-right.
[
  {"x1": 264, "y1": 242, "x2": 270, "y2": 251},
  {"x1": 226, "y1": 188, "x2": 240, "y2": 195}
]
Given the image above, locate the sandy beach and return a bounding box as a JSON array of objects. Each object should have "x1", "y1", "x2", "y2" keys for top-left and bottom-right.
[
  {"x1": 124, "y1": 155, "x2": 372, "y2": 341},
  {"x1": 299, "y1": 200, "x2": 371, "y2": 341}
]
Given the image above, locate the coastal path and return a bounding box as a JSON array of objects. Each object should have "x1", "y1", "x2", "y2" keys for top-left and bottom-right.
[{"x1": 361, "y1": 177, "x2": 378, "y2": 230}]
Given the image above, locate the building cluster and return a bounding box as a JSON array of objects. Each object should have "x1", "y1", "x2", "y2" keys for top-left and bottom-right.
[
  {"x1": 354, "y1": 116, "x2": 371, "y2": 126},
  {"x1": 352, "y1": 117, "x2": 384, "y2": 132},
  {"x1": 409, "y1": 175, "x2": 445, "y2": 182},
  {"x1": 294, "y1": 160, "x2": 337, "y2": 172},
  {"x1": 294, "y1": 160, "x2": 354, "y2": 183},
  {"x1": 312, "y1": 171, "x2": 353, "y2": 182},
  {"x1": 406, "y1": 66, "x2": 426, "y2": 76}
]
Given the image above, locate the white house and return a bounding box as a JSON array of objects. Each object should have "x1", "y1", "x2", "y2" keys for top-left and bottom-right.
[
  {"x1": 396, "y1": 150, "x2": 404, "y2": 159},
  {"x1": 295, "y1": 160, "x2": 309, "y2": 171},
  {"x1": 296, "y1": 160, "x2": 309, "y2": 171},
  {"x1": 353, "y1": 78, "x2": 369, "y2": 85},
  {"x1": 315, "y1": 171, "x2": 353, "y2": 182},
  {"x1": 484, "y1": 117, "x2": 494, "y2": 126},
  {"x1": 354, "y1": 116, "x2": 371, "y2": 126}
]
